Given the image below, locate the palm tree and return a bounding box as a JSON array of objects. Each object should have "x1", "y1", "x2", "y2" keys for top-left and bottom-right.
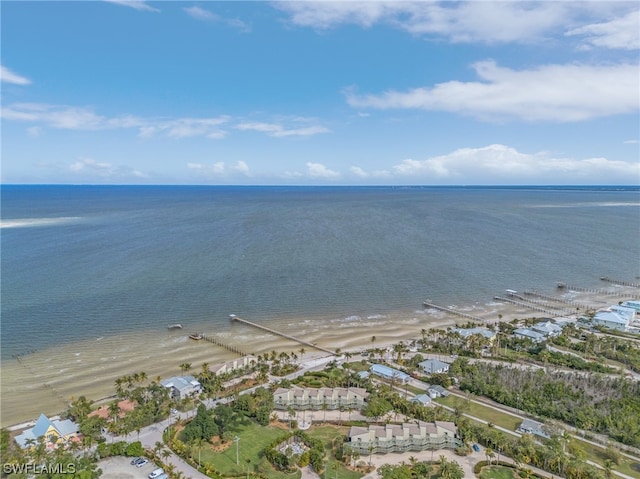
[
  {"x1": 603, "y1": 459, "x2": 614, "y2": 479},
  {"x1": 108, "y1": 400, "x2": 120, "y2": 423},
  {"x1": 180, "y1": 363, "x2": 192, "y2": 374},
  {"x1": 485, "y1": 447, "x2": 495, "y2": 465},
  {"x1": 161, "y1": 448, "x2": 172, "y2": 462}
]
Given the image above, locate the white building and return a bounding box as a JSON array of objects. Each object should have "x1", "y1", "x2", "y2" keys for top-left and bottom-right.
[
  {"x1": 347, "y1": 421, "x2": 460, "y2": 454},
  {"x1": 517, "y1": 419, "x2": 550, "y2": 439},
  {"x1": 418, "y1": 359, "x2": 450, "y2": 374},
  {"x1": 513, "y1": 328, "x2": 546, "y2": 342},
  {"x1": 273, "y1": 386, "x2": 368, "y2": 410},
  {"x1": 531, "y1": 320, "x2": 563, "y2": 337},
  {"x1": 411, "y1": 394, "x2": 432, "y2": 406},
  {"x1": 161, "y1": 376, "x2": 202, "y2": 400},
  {"x1": 592, "y1": 311, "x2": 630, "y2": 332},
  {"x1": 452, "y1": 327, "x2": 497, "y2": 341},
  {"x1": 210, "y1": 355, "x2": 257, "y2": 376},
  {"x1": 609, "y1": 305, "x2": 636, "y2": 320},
  {"x1": 370, "y1": 364, "x2": 411, "y2": 384},
  {"x1": 620, "y1": 301, "x2": 640, "y2": 313}
]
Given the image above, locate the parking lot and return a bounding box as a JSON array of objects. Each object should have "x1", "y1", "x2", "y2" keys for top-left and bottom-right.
[{"x1": 99, "y1": 456, "x2": 159, "y2": 479}]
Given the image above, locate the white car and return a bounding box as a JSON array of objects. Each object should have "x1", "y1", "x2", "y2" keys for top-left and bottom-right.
[{"x1": 136, "y1": 459, "x2": 149, "y2": 468}]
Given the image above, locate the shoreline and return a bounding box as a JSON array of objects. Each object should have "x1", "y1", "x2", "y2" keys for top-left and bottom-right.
[{"x1": 2, "y1": 286, "x2": 637, "y2": 428}]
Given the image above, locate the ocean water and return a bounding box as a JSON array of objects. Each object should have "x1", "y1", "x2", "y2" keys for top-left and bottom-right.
[{"x1": 2, "y1": 185, "x2": 639, "y2": 361}]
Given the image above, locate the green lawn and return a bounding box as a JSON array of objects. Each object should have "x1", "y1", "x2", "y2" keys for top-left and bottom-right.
[
  {"x1": 307, "y1": 425, "x2": 363, "y2": 479},
  {"x1": 199, "y1": 421, "x2": 299, "y2": 479},
  {"x1": 478, "y1": 465, "x2": 519, "y2": 479},
  {"x1": 572, "y1": 438, "x2": 640, "y2": 479},
  {"x1": 196, "y1": 421, "x2": 363, "y2": 479},
  {"x1": 434, "y1": 396, "x2": 521, "y2": 431}
]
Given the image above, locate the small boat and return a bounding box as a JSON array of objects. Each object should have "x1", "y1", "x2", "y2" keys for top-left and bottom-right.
[
  {"x1": 189, "y1": 333, "x2": 203, "y2": 340},
  {"x1": 167, "y1": 323, "x2": 183, "y2": 330}
]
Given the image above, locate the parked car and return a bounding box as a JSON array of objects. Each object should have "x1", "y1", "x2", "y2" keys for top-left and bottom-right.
[
  {"x1": 149, "y1": 468, "x2": 164, "y2": 479},
  {"x1": 130, "y1": 457, "x2": 142, "y2": 465},
  {"x1": 473, "y1": 444, "x2": 481, "y2": 452},
  {"x1": 136, "y1": 459, "x2": 149, "y2": 468}
]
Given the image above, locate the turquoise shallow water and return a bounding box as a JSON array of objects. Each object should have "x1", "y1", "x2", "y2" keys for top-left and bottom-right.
[{"x1": 2, "y1": 185, "x2": 639, "y2": 360}]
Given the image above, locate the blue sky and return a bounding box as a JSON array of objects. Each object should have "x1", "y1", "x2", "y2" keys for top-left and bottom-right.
[{"x1": 2, "y1": 1, "x2": 639, "y2": 185}]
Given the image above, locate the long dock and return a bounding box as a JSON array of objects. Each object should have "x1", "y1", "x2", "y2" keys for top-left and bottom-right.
[
  {"x1": 600, "y1": 276, "x2": 640, "y2": 288},
  {"x1": 557, "y1": 283, "x2": 640, "y2": 299},
  {"x1": 422, "y1": 301, "x2": 488, "y2": 323},
  {"x1": 229, "y1": 315, "x2": 336, "y2": 355},
  {"x1": 523, "y1": 290, "x2": 592, "y2": 309},
  {"x1": 199, "y1": 333, "x2": 249, "y2": 357},
  {"x1": 505, "y1": 291, "x2": 575, "y2": 316},
  {"x1": 494, "y1": 296, "x2": 568, "y2": 317}
]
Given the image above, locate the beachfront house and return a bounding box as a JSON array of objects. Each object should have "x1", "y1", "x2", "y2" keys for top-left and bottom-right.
[
  {"x1": 452, "y1": 327, "x2": 497, "y2": 342},
  {"x1": 273, "y1": 386, "x2": 368, "y2": 411},
  {"x1": 209, "y1": 355, "x2": 257, "y2": 376},
  {"x1": 513, "y1": 328, "x2": 546, "y2": 343},
  {"x1": 531, "y1": 320, "x2": 563, "y2": 337},
  {"x1": 609, "y1": 305, "x2": 636, "y2": 320},
  {"x1": 15, "y1": 414, "x2": 80, "y2": 449},
  {"x1": 517, "y1": 419, "x2": 551, "y2": 439},
  {"x1": 370, "y1": 364, "x2": 411, "y2": 384},
  {"x1": 161, "y1": 376, "x2": 202, "y2": 400},
  {"x1": 621, "y1": 301, "x2": 640, "y2": 314},
  {"x1": 592, "y1": 310, "x2": 631, "y2": 332},
  {"x1": 347, "y1": 421, "x2": 460, "y2": 454},
  {"x1": 418, "y1": 359, "x2": 450, "y2": 375}
]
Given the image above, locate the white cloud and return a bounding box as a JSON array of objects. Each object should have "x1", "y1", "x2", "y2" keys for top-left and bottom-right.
[
  {"x1": 566, "y1": 10, "x2": 640, "y2": 50},
  {"x1": 345, "y1": 61, "x2": 639, "y2": 122},
  {"x1": 234, "y1": 161, "x2": 250, "y2": 174},
  {"x1": 187, "y1": 161, "x2": 251, "y2": 177},
  {"x1": 1, "y1": 66, "x2": 31, "y2": 85},
  {"x1": 156, "y1": 118, "x2": 230, "y2": 139},
  {"x1": 235, "y1": 121, "x2": 329, "y2": 137},
  {"x1": 27, "y1": 126, "x2": 42, "y2": 137},
  {"x1": 306, "y1": 162, "x2": 340, "y2": 179},
  {"x1": 623, "y1": 139, "x2": 639, "y2": 144},
  {"x1": 275, "y1": 1, "x2": 637, "y2": 46},
  {"x1": 184, "y1": 5, "x2": 251, "y2": 31},
  {"x1": 1, "y1": 103, "x2": 231, "y2": 139},
  {"x1": 2, "y1": 103, "x2": 332, "y2": 140},
  {"x1": 354, "y1": 144, "x2": 640, "y2": 184},
  {"x1": 350, "y1": 166, "x2": 368, "y2": 177},
  {"x1": 68, "y1": 157, "x2": 148, "y2": 179},
  {"x1": 104, "y1": 0, "x2": 159, "y2": 13},
  {"x1": 184, "y1": 6, "x2": 219, "y2": 22}
]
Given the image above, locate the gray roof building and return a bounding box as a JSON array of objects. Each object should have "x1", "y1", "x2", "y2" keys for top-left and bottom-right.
[
  {"x1": 418, "y1": 359, "x2": 450, "y2": 374},
  {"x1": 517, "y1": 419, "x2": 550, "y2": 439}
]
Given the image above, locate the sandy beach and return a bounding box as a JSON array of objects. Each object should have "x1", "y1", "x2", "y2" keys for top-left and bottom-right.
[{"x1": 0, "y1": 287, "x2": 633, "y2": 428}]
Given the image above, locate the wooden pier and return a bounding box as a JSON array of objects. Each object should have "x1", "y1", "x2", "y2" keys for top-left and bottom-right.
[
  {"x1": 600, "y1": 276, "x2": 640, "y2": 288},
  {"x1": 505, "y1": 291, "x2": 576, "y2": 316},
  {"x1": 494, "y1": 296, "x2": 569, "y2": 317},
  {"x1": 199, "y1": 333, "x2": 249, "y2": 357},
  {"x1": 229, "y1": 315, "x2": 336, "y2": 355},
  {"x1": 557, "y1": 283, "x2": 640, "y2": 299},
  {"x1": 523, "y1": 290, "x2": 591, "y2": 309},
  {"x1": 422, "y1": 301, "x2": 488, "y2": 323}
]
